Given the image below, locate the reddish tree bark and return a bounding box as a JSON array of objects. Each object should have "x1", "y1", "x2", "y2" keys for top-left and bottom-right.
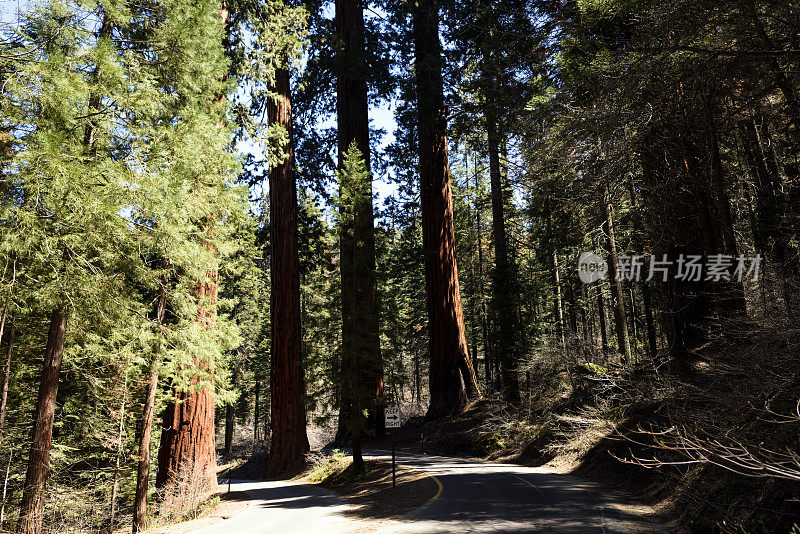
[
  {"x1": 155, "y1": 257, "x2": 218, "y2": 492},
  {"x1": 153, "y1": 0, "x2": 229, "y2": 494},
  {"x1": 414, "y1": 0, "x2": 481, "y2": 419},
  {"x1": 265, "y1": 67, "x2": 309, "y2": 477},
  {"x1": 155, "y1": 383, "x2": 217, "y2": 489},
  {"x1": 18, "y1": 307, "x2": 66, "y2": 534}
]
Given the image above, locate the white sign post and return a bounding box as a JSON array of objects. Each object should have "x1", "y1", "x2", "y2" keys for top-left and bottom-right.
[
  {"x1": 384, "y1": 406, "x2": 400, "y2": 428},
  {"x1": 384, "y1": 406, "x2": 400, "y2": 487}
]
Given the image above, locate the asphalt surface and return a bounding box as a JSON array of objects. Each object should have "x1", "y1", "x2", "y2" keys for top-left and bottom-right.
[
  {"x1": 196, "y1": 451, "x2": 658, "y2": 533},
  {"x1": 369, "y1": 451, "x2": 657, "y2": 533},
  {"x1": 195, "y1": 479, "x2": 353, "y2": 534}
]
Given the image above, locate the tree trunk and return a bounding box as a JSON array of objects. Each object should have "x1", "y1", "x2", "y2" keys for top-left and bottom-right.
[
  {"x1": 133, "y1": 271, "x2": 167, "y2": 533},
  {"x1": 224, "y1": 367, "x2": 237, "y2": 456},
  {"x1": 475, "y1": 155, "x2": 491, "y2": 386},
  {"x1": 335, "y1": 0, "x2": 384, "y2": 450},
  {"x1": 132, "y1": 369, "x2": 158, "y2": 533},
  {"x1": 597, "y1": 289, "x2": 609, "y2": 353},
  {"x1": 156, "y1": 279, "x2": 217, "y2": 490},
  {"x1": 486, "y1": 109, "x2": 520, "y2": 404},
  {"x1": 739, "y1": 118, "x2": 798, "y2": 313},
  {"x1": 156, "y1": 385, "x2": 216, "y2": 489},
  {"x1": 0, "y1": 315, "x2": 14, "y2": 449},
  {"x1": 155, "y1": 0, "x2": 223, "y2": 490},
  {"x1": 18, "y1": 307, "x2": 66, "y2": 534},
  {"x1": 414, "y1": 0, "x2": 481, "y2": 419},
  {"x1": 627, "y1": 286, "x2": 639, "y2": 353},
  {"x1": 629, "y1": 173, "x2": 658, "y2": 358},
  {"x1": 265, "y1": 67, "x2": 309, "y2": 477},
  {"x1": 582, "y1": 285, "x2": 592, "y2": 343},
  {"x1": 465, "y1": 151, "x2": 480, "y2": 378},
  {"x1": 641, "y1": 283, "x2": 658, "y2": 357},
  {"x1": 567, "y1": 279, "x2": 579, "y2": 336},
  {"x1": 108, "y1": 371, "x2": 128, "y2": 533},
  {"x1": 602, "y1": 184, "x2": 633, "y2": 364},
  {"x1": 553, "y1": 251, "x2": 566, "y2": 347},
  {"x1": 707, "y1": 101, "x2": 747, "y2": 315},
  {"x1": 253, "y1": 381, "x2": 260, "y2": 445}
]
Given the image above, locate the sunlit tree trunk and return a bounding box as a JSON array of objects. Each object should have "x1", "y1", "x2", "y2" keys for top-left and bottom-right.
[
  {"x1": 553, "y1": 251, "x2": 566, "y2": 347},
  {"x1": 414, "y1": 0, "x2": 481, "y2": 419},
  {"x1": 265, "y1": 67, "x2": 309, "y2": 477},
  {"x1": 0, "y1": 315, "x2": 14, "y2": 449},
  {"x1": 224, "y1": 366, "x2": 237, "y2": 456}
]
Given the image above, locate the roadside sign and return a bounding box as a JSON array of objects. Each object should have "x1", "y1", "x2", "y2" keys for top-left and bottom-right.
[
  {"x1": 384, "y1": 406, "x2": 400, "y2": 488},
  {"x1": 385, "y1": 406, "x2": 400, "y2": 428}
]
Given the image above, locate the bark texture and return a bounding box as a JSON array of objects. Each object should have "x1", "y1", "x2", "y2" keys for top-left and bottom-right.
[
  {"x1": 414, "y1": 0, "x2": 480, "y2": 419},
  {"x1": 265, "y1": 67, "x2": 309, "y2": 477},
  {"x1": 18, "y1": 307, "x2": 66, "y2": 534},
  {"x1": 155, "y1": 267, "x2": 218, "y2": 490},
  {"x1": 155, "y1": 384, "x2": 217, "y2": 490}
]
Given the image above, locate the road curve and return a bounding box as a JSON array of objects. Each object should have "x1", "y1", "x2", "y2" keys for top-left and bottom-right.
[
  {"x1": 195, "y1": 479, "x2": 354, "y2": 534},
  {"x1": 368, "y1": 450, "x2": 657, "y2": 534},
  {"x1": 196, "y1": 451, "x2": 659, "y2": 533}
]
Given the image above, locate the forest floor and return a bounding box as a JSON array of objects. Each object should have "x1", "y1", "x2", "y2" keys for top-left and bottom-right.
[{"x1": 118, "y1": 488, "x2": 251, "y2": 534}]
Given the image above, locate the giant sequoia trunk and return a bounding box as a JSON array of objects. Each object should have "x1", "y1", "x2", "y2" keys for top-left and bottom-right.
[
  {"x1": 18, "y1": 307, "x2": 66, "y2": 534},
  {"x1": 156, "y1": 268, "x2": 218, "y2": 491},
  {"x1": 414, "y1": 0, "x2": 481, "y2": 419},
  {"x1": 334, "y1": 0, "x2": 384, "y2": 450},
  {"x1": 486, "y1": 110, "x2": 520, "y2": 403},
  {"x1": 265, "y1": 67, "x2": 309, "y2": 477},
  {"x1": 155, "y1": 382, "x2": 216, "y2": 489}
]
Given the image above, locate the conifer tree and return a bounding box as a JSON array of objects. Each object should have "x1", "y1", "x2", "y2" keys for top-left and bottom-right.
[
  {"x1": 413, "y1": 0, "x2": 481, "y2": 418},
  {"x1": 335, "y1": 0, "x2": 384, "y2": 442},
  {"x1": 265, "y1": 66, "x2": 310, "y2": 476}
]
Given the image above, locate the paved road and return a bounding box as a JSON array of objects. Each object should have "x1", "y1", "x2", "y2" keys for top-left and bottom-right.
[
  {"x1": 195, "y1": 479, "x2": 354, "y2": 534},
  {"x1": 369, "y1": 451, "x2": 657, "y2": 533},
  {"x1": 197, "y1": 451, "x2": 658, "y2": 533}
]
